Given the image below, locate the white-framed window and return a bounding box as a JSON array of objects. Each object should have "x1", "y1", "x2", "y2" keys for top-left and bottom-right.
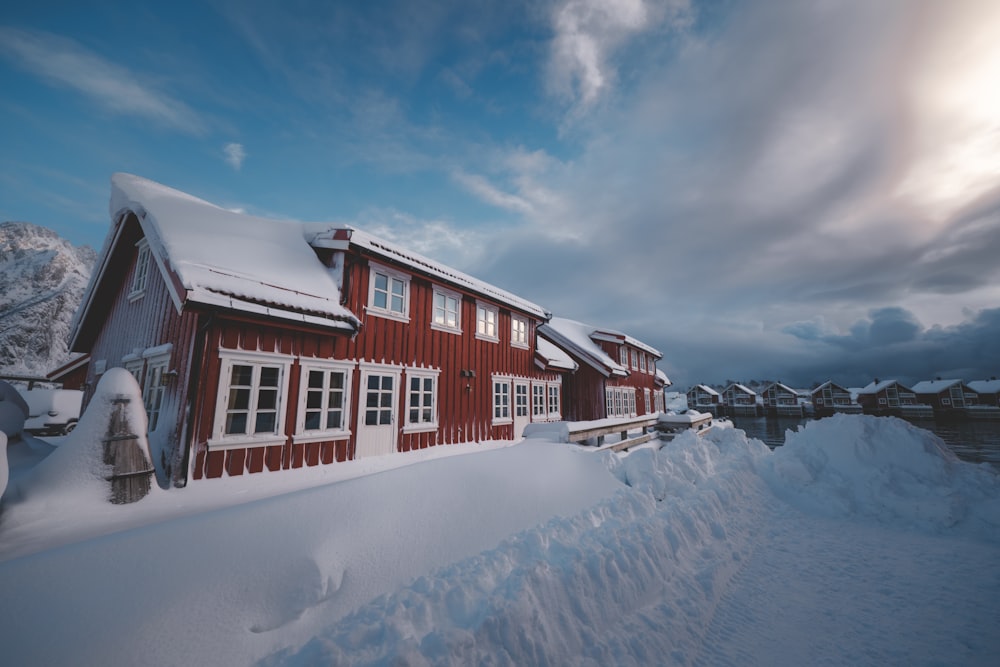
[
  {"x1": 614, "y1": 387, "x2": 624, "y2": 417},
  {"x1": 367, "y1": 263, "x2": 410, "y2": 321},
  {"x1": 510, "y1": 315, "x2": 529, "y2": 349},
  {"x1": 628, "y1": 389, "x2": 637, "y2": 417},
  {"x1": 514, "y1": 382, "x2": 529, "y2": 419},
  {"x1": 123, "y1": 354, "x2": 144, "y2": 385},
  {"x1": 294, "y1": 360, "x2": 353, "y2": 443},
  {"x1": 492, "y1": 377, "x2": 511, "y2": 424},
  {"x1": 142, "y1": 346, "x2": 171, "y2": 432},
  {"x1": 532, "y1": 383, "x2": 546, "y2": 419},
  {"x1": 644, "y1": 388, "x2": 651, "y2": 414},
  {"x1": 631, "y1": 349, "x2": 639, "y2": 370},
  {"x1": 431, "y1": 288, "x2": 462, "y2": 333},
  {"x1": 606, "y1": 387, "x2": 614, "y2": 418},
  {"x1": 404, "y1": 368, "x2": 439, "y2": 433},
  {"x1": 477, "y1": 302, "x2": 499, "y2": 342},
  {"x1": 649, "y1": 359, "x2": 656, "y2": 374},
  {"x1": 639, "y1": 354, "x2": 646, "y2": 373},
  {"x1": 619, "y1": 347, "x2": 628, "y2": 366},
  {"x1": 129, "y1": 240, "x2": 150, "y2": 300},
  {"x1": 547, "y1": 384, "x2": 561, "y2": 419},
  {"x1": 654, "y1": 390, "x2": 665, "y2": 413},
  {"x1": 209, "y1": 350, "x2": 292, "y2": 449}
]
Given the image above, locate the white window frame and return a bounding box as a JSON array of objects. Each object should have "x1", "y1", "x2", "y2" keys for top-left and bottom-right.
[
  {"x1": 123, "y1": 354, "x2": 144, "y2": 385},
  {"x1": 431, "y1": 287, "x2": 462, "y2": 334},
  {"x1": 476, "y1": 302, "x2": 499, "y2": 342},
  {"x1": 619, "y1": 347, "x2": 628, "y2": 366},
  {"x1": 639, "y1": 354, "x2": 647, "y2": 373},
  {"x1": 142, "y1": 346, "x2": 172, "y2": 432},
  {"x1": 606, "y1": 387, "x2": 615, "y2": 418},
  {"x1": 128, "y1": 240, "x2": 150, "y2": 300},
  {"x1": 367, "y1": 262, "x2": 410, "y2": 322},
  {"x1": 631, "y1": 349, "x2": 639, "y2": 370},
  {"x1": 547, "y1": 383, "x2": 561, "y2": 419},
  {"x1": 208, "y1": 350, "x2": 293, "y2": 450},
  {"x1": 510, "y1": 315, "x2": 529, "y2": 349},
  {"x1": 532, "y1": 383, "x2": 547, "y2": 419},
  {"x1": 294, "y1": 359, "x2": 354, "y2": 444},
  {"x1": 492, "y1": 376, "x2": 512, "y2": 424},
  {"x1": 644, "y1": 388, "x2": 651, "y2": 414},
  {"x1": 404, "y1": 368, "x2": 440, "y2": 433}
]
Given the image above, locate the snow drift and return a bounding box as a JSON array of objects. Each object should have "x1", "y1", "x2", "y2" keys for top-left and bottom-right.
[{"x1": 0, "y1": 415, "x2": 997, "y2": 666}]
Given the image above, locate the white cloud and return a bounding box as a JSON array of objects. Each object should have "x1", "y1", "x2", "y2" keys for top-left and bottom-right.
[
  {"x1": 451, "y1": 170, "x2": 534, "y2": 215},
  {"x1": 0, "y1": 27, "x2": 207, "y2": 134},
  {"x1": 224, "y1": 143, "x2": 247, "y2": 170},
  {"x1": 546, "y1": 0, "x2": 689, "y2": 109}
]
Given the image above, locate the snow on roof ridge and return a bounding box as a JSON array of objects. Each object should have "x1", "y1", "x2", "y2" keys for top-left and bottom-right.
[
  {"x1": 310, "y1": 225, "x2": 548, "y2": 318},
  {"x1": 106, "y1": 173, "x2": 359, "y2": 328}
]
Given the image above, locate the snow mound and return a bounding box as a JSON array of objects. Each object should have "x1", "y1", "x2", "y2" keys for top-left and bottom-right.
[
  {"x1": 757, "y1": 414, "x2": 1000, "y2": 540},
  {"x1": 4, "y1": 368, "x2": 156, "y2": 509}
]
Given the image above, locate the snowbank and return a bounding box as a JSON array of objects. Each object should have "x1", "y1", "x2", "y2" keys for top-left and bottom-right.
[
  {"x1": 0, "y1": 414, "x2": 997, "y2": 666},
  {"x1": 0, "y1": 380, "x2": 28, "y2": 438},
  {"x1": 758, "y1": 414, "x2": 1000, "y2": 540}
]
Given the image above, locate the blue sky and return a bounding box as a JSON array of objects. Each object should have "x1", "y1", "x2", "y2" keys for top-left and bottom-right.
[{"x1": 2, "y1": 0, "x2": 999, "y2": 388}]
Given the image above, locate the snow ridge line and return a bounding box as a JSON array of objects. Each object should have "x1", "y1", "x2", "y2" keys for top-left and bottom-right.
[{"x1": 263, "y1": 431, "x2": 773, "y2": 666}]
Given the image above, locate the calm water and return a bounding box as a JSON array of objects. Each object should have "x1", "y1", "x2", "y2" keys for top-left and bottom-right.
[{"x1": 729, "y1": 414, "x2": 1000, "y2": 470}]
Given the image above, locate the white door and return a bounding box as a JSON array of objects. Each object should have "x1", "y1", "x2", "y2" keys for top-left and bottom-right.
[
  {"x1": 356, "y1": 370, "x2": 398, "y2": 457},
  {"x1": 513, "y1": 381, "x2": 530, "y2": 439}
]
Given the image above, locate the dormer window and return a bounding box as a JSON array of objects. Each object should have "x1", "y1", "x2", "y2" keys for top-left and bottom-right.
[{"x1": 129, "y1": 240, "x2": 150, "y2": 300}]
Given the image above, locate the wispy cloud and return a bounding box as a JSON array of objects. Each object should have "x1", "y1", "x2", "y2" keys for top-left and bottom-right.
[
  {"x1": 546, "y1": 0, "x2": 689, "y2": 110},
  {"x1": 223, "y1": 143, "x2": 247, "y2": 170},
  {"x1": 0, "y1": 27, "x2": 206, "y2": 134},
  {"x1": 451, "y1": 170, "x2": 535, "y2": 215}
]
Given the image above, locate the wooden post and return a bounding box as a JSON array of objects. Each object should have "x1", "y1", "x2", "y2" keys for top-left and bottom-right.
[{"x1": 103, "y1": 396, "x2": 154, "y2": 504}]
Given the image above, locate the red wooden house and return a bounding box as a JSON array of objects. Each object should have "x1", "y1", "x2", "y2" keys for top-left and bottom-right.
[
  {"x1": 720, "y1": 383, "x2": 758, "y2": 415},
  {"x1": 911, "y1": 379, "x2": 979, "y2": 412},
  {"x1": 686, "y1": 384, "x2": 720, "y2": 411},
  {"x1": 967, "y1": 379, "x2": 1000, "y2": 408},
  {"x1": 537, "y1": 318, "x2": 667, "y2": 422},
  {"x1": 810, "y1": 381, "x2": 861, "y2": 416},
  {"x1": 856, "y1": 379, "x2": 933, "y2": 417},
  {"x1": 761, "y1": 382, "x2": 804, "y2": 416},
  {"x1": 69, "y1": 174, "x2": 568, "y2": 486}
]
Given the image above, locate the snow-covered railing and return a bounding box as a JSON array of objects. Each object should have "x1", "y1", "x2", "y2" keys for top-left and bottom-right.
[{"x1": 524, "y1": 415, "x2": 660, "y2": 451}]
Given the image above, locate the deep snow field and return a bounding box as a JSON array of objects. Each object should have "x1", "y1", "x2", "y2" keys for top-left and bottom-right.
[{"x1": 1, "y1": 410, "x2": 999, "y2": 666}]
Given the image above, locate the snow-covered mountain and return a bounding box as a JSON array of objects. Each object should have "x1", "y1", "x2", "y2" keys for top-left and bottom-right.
[{"x1": 0, "y1": 222, "x2": 96, "y2": 377}]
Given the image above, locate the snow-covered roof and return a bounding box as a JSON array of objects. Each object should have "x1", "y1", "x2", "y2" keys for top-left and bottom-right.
[
  {"x1": 103, "y1": 174, "x2": 360, "y2": 330},
  {"x1": 688, "y1": 384, "x2": 720, "y2": 396},
  {"x1": 538, "y1": 318, "x2": 629, "y2": 378},
  {"x1": 911, "y1": 379, "x2": 964, "y2": 394},
  {"x1": 968, "y1": 379, "x2": 1000, "y2": 394},
  {"x1": 857, "y1": 379, "x2": 909, "y2": 394},
  {"x1": 655, "y1": 369, "x2": 671, "y2": 387},
  {"x1": 590, "y1": 328, "x2": 662, "y2": 358},
  {"x1": 307, "y1": 226, "x2": 548, "y2": 319},
  {"x1": 724, "y1": 383, "x2": 756, "y2": 395},
  {"x1": 535, "y1": 337, "x2": 578, "y2": 372},
  {"x1": 811, "y1": 381, "x2": 850, "y2": 394},
  {"x1": 765, "y1": 382, "x2": 800, "y2": 395}
]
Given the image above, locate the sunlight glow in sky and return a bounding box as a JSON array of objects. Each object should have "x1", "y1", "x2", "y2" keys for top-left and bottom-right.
[{"x1": 1, "y1": 0, "x2": 998, "y2": 387}]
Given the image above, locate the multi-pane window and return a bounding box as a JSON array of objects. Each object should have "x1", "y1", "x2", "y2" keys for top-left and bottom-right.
[
  {"x1": 432, "y1": 289, "x2": 461, "y2": 331},
  {"x1": 606, "y1": 387, "x2": 615, "y2": 418},
  {"x1": 365, "y1": 374, "x2": 395, "y2": 426},
  {"x1": 300, "y1": 366, "x2": 349, "y2": 433},
  {"x1": 511, "y1": 315, "x2": 528, "y2": 348},
  {"x1": 619, "y1": 347, "x2": 628, "y2": 366},
  {"x1": 477, "y1": 303, "x2": 499, "y2": 341},
  {"x1": 644, "y1": 388, "x2": 651, "y2": 414},
  {"x1": 144, "y1": 360, "x2": 168, "y2": 431},
  {"x1": 547, "y1": 384, "x2": 560, "y2": 418},
  {"x1": 209, "y1": 352, "x2": 292, "y2": 447},
  {"x1": 225, "y1": 364, "x2": 282, "y2": 436},
  {"x1": 514, "y1": 383, "x2": 529, "y2": 418},
  {"x1": 369, "y1": 265, "x2": 409, "y2": 319},
  {"x1": 639, "y1": 354, "x2": 646, "y2": 373},
  {"x1": 532, "y1": 384, "x2": 546, "y2": 418},
  {"x1": 631, "y1": 350, "x2": 639, "y2": 370},
  {"x1": 493, "y1": 379, "x2": 511, "y2": 422},
  {"x1": 406, "y1": 373, "x2": 437, "y2": 429},
  {"x1": 130, "y1": 241, "x2": 150, "y2": 297}
]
